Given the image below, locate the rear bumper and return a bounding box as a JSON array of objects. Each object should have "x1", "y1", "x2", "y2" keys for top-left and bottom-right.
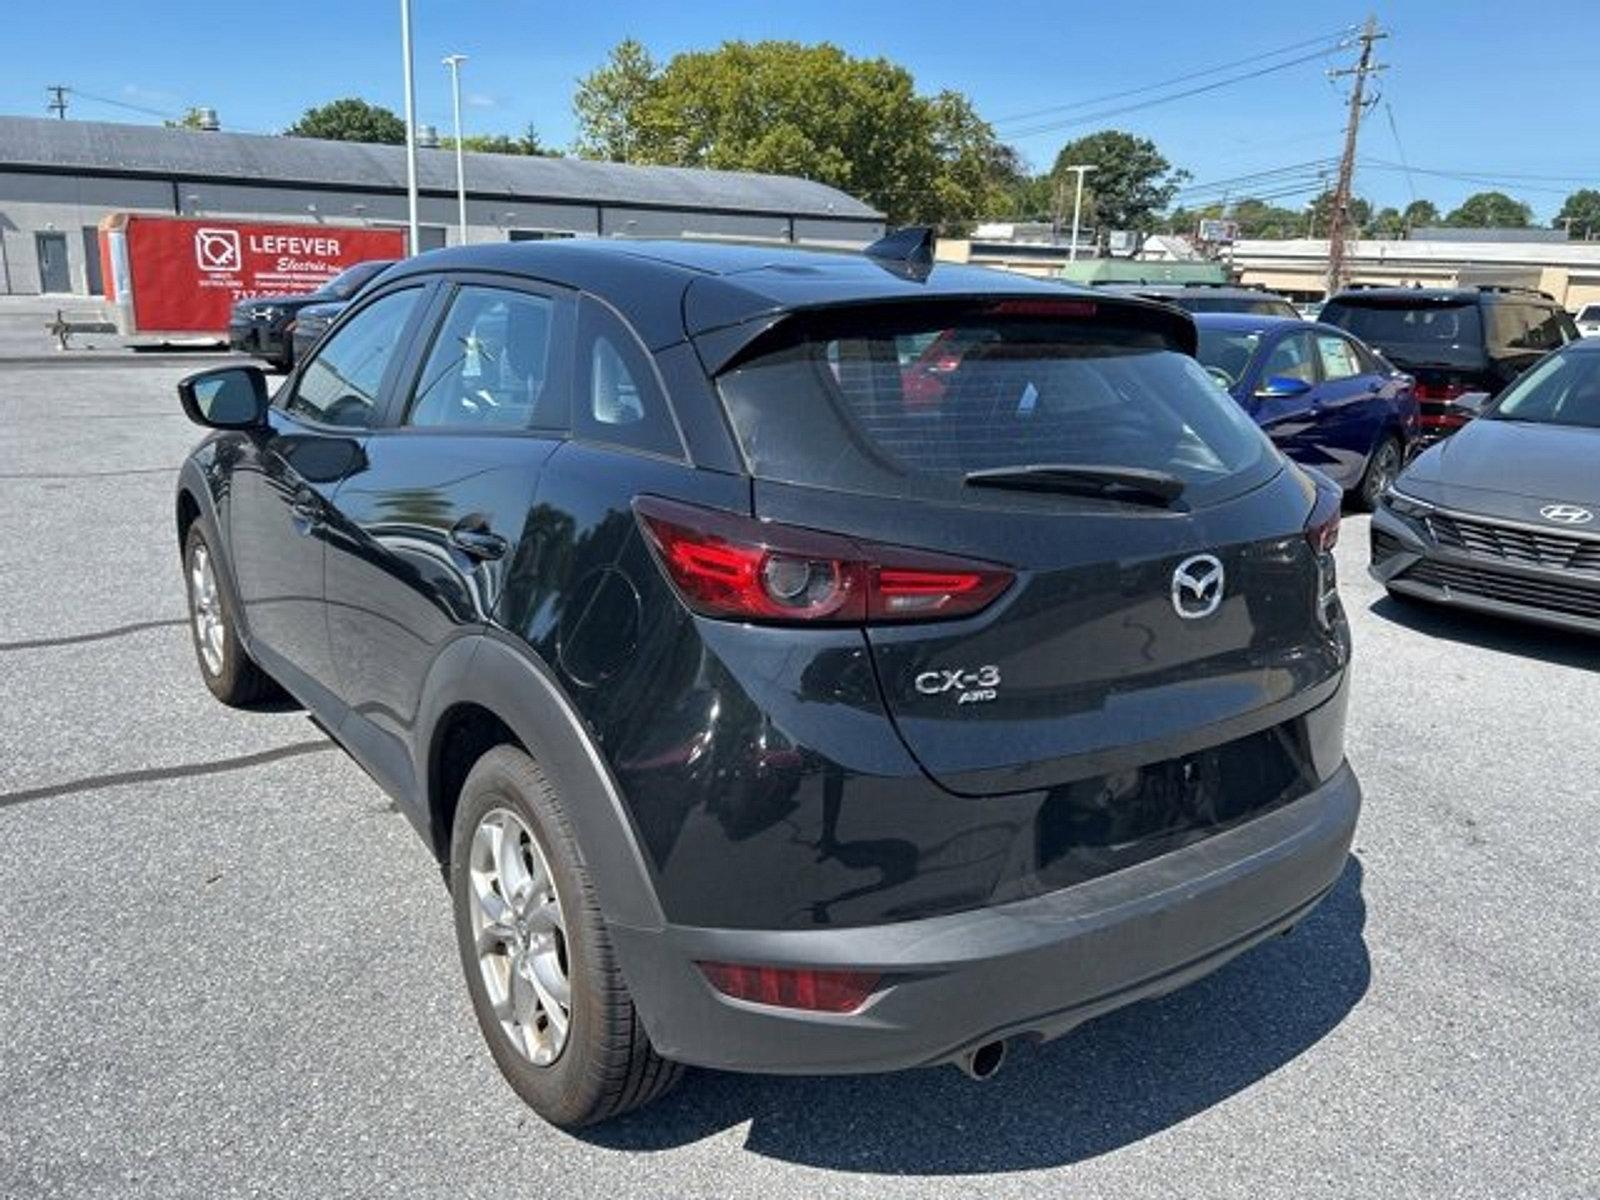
[
  {"x1": 1371, "y1": 506, "x2": 1600, "y2": 634},
  {"x1": 612, "y1": 762, "x2": 1360, "y2": 1074}
]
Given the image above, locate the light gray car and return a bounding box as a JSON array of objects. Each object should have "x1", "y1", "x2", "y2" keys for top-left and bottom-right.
[{"x1": 1371, "y1": 337, "x2": 1600, "y2": 632}]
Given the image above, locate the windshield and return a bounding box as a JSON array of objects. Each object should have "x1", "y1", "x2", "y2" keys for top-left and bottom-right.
[
  {"x1": 1489, "y1": 349, "x2": 1600, "y2": 428},
  {"x1": 1320, "y1": 300, "x2": 1485, "y2": 369},
  {"x1": 716, "y1": 308, "x2": 1276, "y2": 509},
  {"x1": 1194, "y1": 328, "x2": 1263, "y2": 387},
  {"x1": 1575, "y1": 305, "x2": 1600, "y2": 324}
]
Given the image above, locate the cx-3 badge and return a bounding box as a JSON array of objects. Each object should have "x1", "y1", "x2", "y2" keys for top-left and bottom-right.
[
  {"x1": 1172, "y1": 554, "x2": 1225, "y2": 620},
  {"x1": 1539, "y1": 504, "x2": 1593, "y2": 526}
]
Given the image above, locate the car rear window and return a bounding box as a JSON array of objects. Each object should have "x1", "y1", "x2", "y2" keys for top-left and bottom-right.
[
  {"x1": 1320, "y1": 299, "x2": 1486, "y2": 369},
  {"x1": 715, "y1": 306, "x2": 1277, "y2": 508},
  {"x1": 1578, "y1": 305, "x2": 1600, "y2": 324}
]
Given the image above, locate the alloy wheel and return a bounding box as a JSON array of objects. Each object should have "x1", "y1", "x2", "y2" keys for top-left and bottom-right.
[
  {"x1": 188, "y1": 542, "x2": 225, "y2": 677},
  {"x1": 467, "y1": 809, "x2": 572, "y2": 1066}
]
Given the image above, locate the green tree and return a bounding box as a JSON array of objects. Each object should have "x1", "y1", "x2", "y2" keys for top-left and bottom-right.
[
  {"x1": 1554, "y1": 189, "x2": 1600, "y2": 237},
  {"x1": 1048, "y1": 130, "x2": 1188, "y2": 233},
  {"x1": 443, "y1": 125, "x2": 555, "y2": 157},
  {"x1": 581, "y1": 39, "x2": 1011, "y2": 229},
  {"x1": 1370, "y1": 207, "x2": 1405, "y2": 238},
  {"x1": 1445, "y1": 191, "x2": 1531, "y2": 228},
  {"x1": 286, "y1": 98, "x2": 406, "y2": 144},
  {"x1": 573, "y1": 38, "x2": 659, "y2": 161},
  {"x1": 1309, "y1": 190, "x2": 1373, "y2": 237},
  {"x1": 164, "y1": 107, "x2": 211, "y2": 130},
  {"x1": 1402, "y1": 199, "x2": 1440, "y2": 231}
]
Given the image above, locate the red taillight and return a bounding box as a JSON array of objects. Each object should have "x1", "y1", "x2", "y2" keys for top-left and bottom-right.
[
  {"x1": 698, "y1": 961, "x2": 881, "y2": 1013},
  {"x1": 1306, "y1": 486, "x2": 1342, "y2": 554},
  {"x1": 1414, "y1": 381, "x2": 1466, "y2": 402},
  {"x1": 634, "y1": 497, "x2": 1013, "y2": 625}
]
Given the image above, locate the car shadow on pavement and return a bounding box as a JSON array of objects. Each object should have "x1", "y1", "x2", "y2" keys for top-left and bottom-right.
[
  {"x1": 585, "y1": 856, "x2": 1370, "y2": 1176},
  {"x1": 1369, "y1": 595, "x2": 1600, "y2": 671}
]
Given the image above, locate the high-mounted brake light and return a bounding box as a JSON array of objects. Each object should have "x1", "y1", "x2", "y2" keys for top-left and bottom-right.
[
  {"x1": 633, "y1": 497, "x2": 1013, "y2": 625},
  {"x1": 988, "y1": 298, "x2": 1097, "y2": 318},
  {"x1": 698, "y1": 961, "x2": 881, "y2": 1013}
]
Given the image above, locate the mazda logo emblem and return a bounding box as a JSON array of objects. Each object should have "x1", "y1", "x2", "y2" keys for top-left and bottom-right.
[
  {"x1": 1539, "y1": 503, "x2": 1594, "y2": 526},
  {"x1": 1172, "y1": 554, "x2": 1225, "y2": 620}
]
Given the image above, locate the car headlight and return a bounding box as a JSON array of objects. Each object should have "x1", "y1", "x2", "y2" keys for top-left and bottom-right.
[{"x1": 1383, "y1": 487, "x2": 1434, "y2": 519}]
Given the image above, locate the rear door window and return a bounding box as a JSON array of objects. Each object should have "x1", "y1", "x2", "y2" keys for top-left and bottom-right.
[
  {"x1": 1316, "y1": 334, "x2": 1363, "y2": 381},
  {"x1": 716, "y1": 305, "x2": 1276, "y2": 508},
  {"x1": 406, "y1": 284, "x2": 567, "y2": 430}
]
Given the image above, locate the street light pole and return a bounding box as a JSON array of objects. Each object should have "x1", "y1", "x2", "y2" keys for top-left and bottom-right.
[
  {"x1": 1064, "y1": 164, "x2": 1096, "y2": 262},
  {"x1": 443, "y1": 54, "x2": 469, "y2": 245},
  {"x1": 399, "y1": 0, "x2": 420, "y2": 256}
]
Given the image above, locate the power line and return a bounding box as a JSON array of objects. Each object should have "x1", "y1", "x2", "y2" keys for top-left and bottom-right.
[
  {"x1": 1176, "y1": 157, "x2": 1341, "y2": 200},
  {"x1": 66, "y1": 87, "x2": 180, "y2": 122},
  {"x1": 990, "y1": 28, "x2": 1357, "y2": 128},
  {"x1": 1003, "y1": 46, "x2": 1351, "y2": 141},
  {"x1": 1361, "y1": 160, "x2": 1581, "y2": 197},
  {"x1": 1382, "y1": 102, "x2": 1419, "y2": 209}
]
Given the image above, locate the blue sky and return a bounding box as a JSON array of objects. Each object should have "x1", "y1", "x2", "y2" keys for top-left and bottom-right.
[{"x1": 4, "y1": 1, "x2": 1596, "y2": 222}]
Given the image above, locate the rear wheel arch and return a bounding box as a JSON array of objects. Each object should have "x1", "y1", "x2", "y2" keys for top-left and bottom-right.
[{"x1": 415, "y1": 634, "x2": 665, "y2": 931}]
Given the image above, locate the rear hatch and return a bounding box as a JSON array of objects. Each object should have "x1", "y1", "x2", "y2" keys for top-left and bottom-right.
[{"x1": 709, "y1": 297, "x2": 1346, "y2": 797}]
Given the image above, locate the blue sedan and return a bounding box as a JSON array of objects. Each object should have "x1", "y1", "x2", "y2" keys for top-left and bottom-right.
[{"x1": 1192, "y1": 313, "x2": 1420, "y2": 509}]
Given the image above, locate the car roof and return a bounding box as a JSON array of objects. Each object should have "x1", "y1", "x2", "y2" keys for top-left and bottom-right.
[
  {"x1": 1327, "y1": 286, "x2": 1558, "y2": 306},
  {"x1": 1189, "y1": 312, "x2": 1306, "y2": 334},
  {"x1": 380, "y1": 238, "x2": 1194, "y2": 356},
  {"x1": 1107, "y1": 283, "x2": 1278, "y2": 299}
]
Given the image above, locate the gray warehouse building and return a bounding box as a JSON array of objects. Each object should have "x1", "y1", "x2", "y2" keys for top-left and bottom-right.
[{"x1": 0, "y1": 114, "x2": 884, "y2": 296}]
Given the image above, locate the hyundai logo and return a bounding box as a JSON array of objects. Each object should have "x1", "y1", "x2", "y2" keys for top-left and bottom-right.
[
  {"x1": 1172, "y1": 554, "x2": 1225, "y2": 620},
  {"x1": 1539, "y1": 504, "x2": 1594, "y2": 526}
]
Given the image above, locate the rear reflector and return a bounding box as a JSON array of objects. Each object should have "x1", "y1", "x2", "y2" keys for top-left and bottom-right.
[
  {"x1": 634, "y1": 496, "x2": 1013, "y2": 625},
  {"x1": 698, "y1": 962, "x2": 880, "y2": 1013}
]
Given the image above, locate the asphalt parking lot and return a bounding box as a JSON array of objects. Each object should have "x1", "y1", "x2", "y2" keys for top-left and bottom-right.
[{"x1": 2, "y1": 358, "x2": 1597, "y2": 1199}]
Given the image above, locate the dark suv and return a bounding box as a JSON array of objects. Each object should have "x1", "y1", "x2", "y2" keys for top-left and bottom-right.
[
  {"x1": 1320, "y1": 286, "x2": 1578, "y2": 442},
  {"x1": 174, "y1": 235, "x2": 1360, "y2": 1127}
]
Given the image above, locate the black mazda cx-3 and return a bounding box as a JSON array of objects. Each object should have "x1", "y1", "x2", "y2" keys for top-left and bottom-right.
[{"x1": 174, "y1": 232, "x2": 1361, "y2": 1127}]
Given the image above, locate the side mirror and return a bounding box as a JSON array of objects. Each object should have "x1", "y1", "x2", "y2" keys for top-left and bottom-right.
[
  {"x1": 1254, "y1": 375, "x2": 1313, "y2": 400},
  {"x1": 178, "y1": 366, "x2": 269, "y2": 429},
  {"x1": 1452, "y1": 390, "x2": 1493, "y2": 417}
]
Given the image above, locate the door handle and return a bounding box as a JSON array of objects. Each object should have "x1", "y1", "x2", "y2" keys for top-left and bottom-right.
[{"x1": 448, "y1": 519, "x2": 508, "y2": 562}]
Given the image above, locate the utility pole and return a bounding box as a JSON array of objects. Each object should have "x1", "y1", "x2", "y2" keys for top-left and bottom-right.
[
  {"x1": 46, "y1": 85, "x2": 68, "y2": 119},
  {"x1": 1325, "y1": 16, "x2": 1386, "y2": 295}
]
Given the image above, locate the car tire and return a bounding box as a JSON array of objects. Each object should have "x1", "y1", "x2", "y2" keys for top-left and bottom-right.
[
  {"x1": 450, "y1": 746, "x2": 683, "y2": 1128},
  {"x1": 182, "y1": 523, "x2": 280, "y2": 707},
  {"x1": 1355, "y1": 434, "x2": 1403, "y2": 512}
]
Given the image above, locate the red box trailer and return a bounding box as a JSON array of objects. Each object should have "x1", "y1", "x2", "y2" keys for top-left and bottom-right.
[{"x1": 99, "y1": 213, "x2": 407, "y2": 337}]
